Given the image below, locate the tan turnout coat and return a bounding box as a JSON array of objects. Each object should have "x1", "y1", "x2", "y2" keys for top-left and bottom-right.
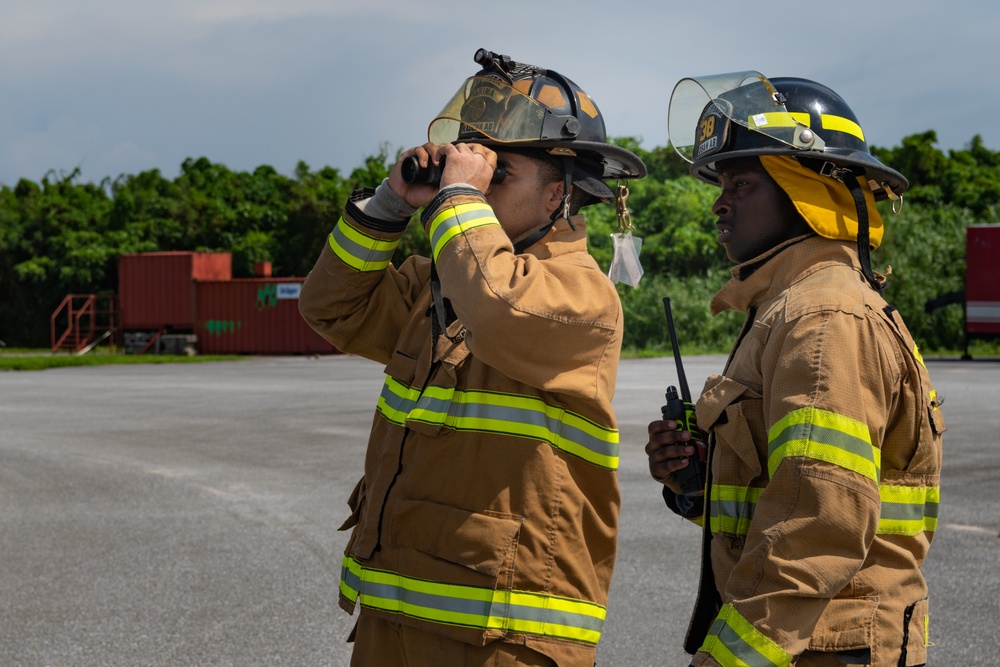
[
  {"x1": 300, "y1": 186, "x2": 624, "y2": 665},
  {"x1": 682, "y1": 236, "x2": 943, "y2": 667}
]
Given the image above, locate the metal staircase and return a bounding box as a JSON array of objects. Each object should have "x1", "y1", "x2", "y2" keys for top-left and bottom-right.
[{"x1": 50, "y1": 294, "x2": 118, "y2": 354}]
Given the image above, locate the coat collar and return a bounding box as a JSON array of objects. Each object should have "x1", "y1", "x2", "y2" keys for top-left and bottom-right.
[
  {"x1": 522, "y1": 214, "x2": 589, "y2": 260},
  {"x1": 711, "y1": 235, "x2": 867, "y2": 315}
]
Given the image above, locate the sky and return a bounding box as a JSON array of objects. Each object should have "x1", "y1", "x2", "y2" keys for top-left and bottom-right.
[{"x1": 2, "y1": 0, "x2": 999, "y2": 188}]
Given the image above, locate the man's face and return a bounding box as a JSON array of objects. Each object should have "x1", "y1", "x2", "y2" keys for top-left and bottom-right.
[
  {"x1": 712, "y1": 157, "x2": 811, "y2": 264},
  {"x1": 485, "y1": 151, "x2": 562, "y2": 241}
]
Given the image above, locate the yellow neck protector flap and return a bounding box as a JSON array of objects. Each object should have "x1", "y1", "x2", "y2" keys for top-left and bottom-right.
[{"x1": 760, "y1": 155, "x2": 883, "y2": 249}]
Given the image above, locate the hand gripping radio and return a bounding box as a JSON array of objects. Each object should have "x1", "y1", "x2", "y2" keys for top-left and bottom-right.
[{"x1": 660, "y1": 297, "x2": 707, "y2": 496}]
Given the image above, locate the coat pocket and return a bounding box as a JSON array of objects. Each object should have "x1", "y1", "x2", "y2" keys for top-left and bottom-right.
[
  {"x1": 808, "y1": 596, "x2": 877, "y2": 652},
  {"x1": 697, "y1": 374, "x2": 765, "y2": 484},
  {"x1": 389, "y1": 499, "x2": 525, "y2": 586},
  {"x1": 338, "y1": 476, "x2": 366, "y2": 531}
]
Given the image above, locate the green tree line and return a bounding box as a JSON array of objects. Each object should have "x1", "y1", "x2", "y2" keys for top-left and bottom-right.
[{"x1": 1, "y1": 132, "x2": 997, "y2": 352}]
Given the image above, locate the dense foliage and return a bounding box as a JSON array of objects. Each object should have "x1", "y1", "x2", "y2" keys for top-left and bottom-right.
[{"x1": 1, "y1": 132, "x2": 997, "y2": 353}]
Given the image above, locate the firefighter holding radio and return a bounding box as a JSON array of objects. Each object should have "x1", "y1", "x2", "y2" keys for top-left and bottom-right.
[{"x1": 645, "y1": 72, "x2": 943, "y2": 666}]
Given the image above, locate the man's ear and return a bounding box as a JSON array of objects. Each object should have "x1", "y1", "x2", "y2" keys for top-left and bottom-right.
[{"x1": 544, "y1": 180, "x2": 568, "y2": 217}]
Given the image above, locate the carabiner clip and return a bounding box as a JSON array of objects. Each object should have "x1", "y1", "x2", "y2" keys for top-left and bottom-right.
[
  {"x1": 615, "y1": 182, "x2": 633, "y2": 232},
  {"x1": 883, "y1": 183, "x2": 904, "y2": 215}
]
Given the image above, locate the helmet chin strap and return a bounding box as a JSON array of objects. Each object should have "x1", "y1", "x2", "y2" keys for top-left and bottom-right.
[
  {"x1": 513, "y1": 156, "x2": 576, "y2": 254},
  {"x1": 842, "y1": 169, "x2": 883, "y2": 292},
  {"x1": 806, "y1": 159, "x2": 883, "y2": 293},
  {"x1": 555, "y1": 158, "x2": 576, "y2": 230},
  {"x1": 512, "y1": 222, "x2": 554, "y2": 254}
]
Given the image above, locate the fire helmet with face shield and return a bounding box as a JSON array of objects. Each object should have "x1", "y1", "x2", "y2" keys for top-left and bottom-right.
[
  {"x1": 427, "y1": 48, "x2": 646, "y2": 204},
  {"x1": 667, "y1": 71, "x2": 906, "y2": 289},
  {"x1": 667, "y1": 71, "x2": 907, "y2": 201}
]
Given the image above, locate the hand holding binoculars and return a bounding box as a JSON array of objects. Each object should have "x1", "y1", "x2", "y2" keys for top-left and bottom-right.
[{"x1": 401, "y1": 155, "x2": 507, "y2": 185}]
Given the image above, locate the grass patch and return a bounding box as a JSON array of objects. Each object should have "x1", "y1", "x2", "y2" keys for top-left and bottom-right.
[{"x1": 0, "y1": 349, "x2": 244, "y2": 371}]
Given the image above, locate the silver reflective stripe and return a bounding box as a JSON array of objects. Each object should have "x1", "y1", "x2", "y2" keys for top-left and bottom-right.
[
  {"x1": 710, "y1": 481, "x2": 940, "y2": 537},
  {"x1": 701, "y1": 603, "x2": 792, "y2": 666},
  {"x1": 376, "y1": 377, "x2": 619, "y2": 469},
  {"x1": 878, "y1": 485, "x2": 940, "y2": 535},
  {"x1": 709, "y1": 484, "x2": 762, "y2": 536},
  {"x1": 428, "y1": 202, "x2": 498, "y2": 261},
  {"x1": 341, "y1": 555, "x2": 605, "y2": 644},
  {"x1": 967, "y1": 301, "x2": 1000, "y2": 324},
  {"x1": 329, "y1": 219, "x2": 398, "y2": 272},
  {"x1": 768, "y1": 406, "x2": 880, "y2": 483}
]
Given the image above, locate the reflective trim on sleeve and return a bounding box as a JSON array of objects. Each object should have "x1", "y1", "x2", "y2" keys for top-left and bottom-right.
[
  {"x1": 708, "y1": 481, "x2": 940, "y2": 538},
  {"x1": 878, "y1": 484, "x2": 940, "y2": 535},
  {"x1": 709, "y1": 483, "x2": 763, "y2": 536},
  {"x1": 340, "y1": 555, "x2": 606, "y2": 645},
  {"x1": 328, "y1": 217, "x2": 399, "y2": 272},
  {"x1": 699, "y1": 603, "x2": 792, "y2": 667},
  {"x1": 768, "y1": 406, "x2": 880, "y2": 483},
  {"x1": 427, "y1": 202, "x2": 500, "y2": 262},
  {"x1": 377, "y1": 376, "x2": 619, "y2": 470}
]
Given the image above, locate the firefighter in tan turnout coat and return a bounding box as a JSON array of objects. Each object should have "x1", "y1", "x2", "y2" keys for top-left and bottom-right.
[
  {"x1": 300, "y1": 48, "x2": 645, "y2": 666},
  {"x1": 645, "y1": 72, "x2": 944, "y2": 666}
]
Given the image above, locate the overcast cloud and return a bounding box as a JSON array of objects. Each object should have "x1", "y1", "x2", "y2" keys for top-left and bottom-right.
[{"x1": 2, "y1": 0, "x2": 997, "y2": 187}]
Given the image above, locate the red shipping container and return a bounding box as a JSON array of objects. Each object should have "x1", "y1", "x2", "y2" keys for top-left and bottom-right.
[
  {"x1": 966, "y1": 225, "x2": 1000, "y2": 335},
  {"x1": 119, "y1": 252, "x2": 231, "y2": 330},
  {"x1": 194, "y1": 278, "x2": 338, "y2": 354}
]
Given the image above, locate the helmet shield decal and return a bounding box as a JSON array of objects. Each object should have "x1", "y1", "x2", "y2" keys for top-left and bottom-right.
[
  {"x1": 668, "y1": 71, "x2": 824, "y2": 162},
  {"x1": 690, "y1": 99, "x2": 732, "y2": 163},
  {"x1": 428, "y1": 76, "x2": 549, "y2": 145}
]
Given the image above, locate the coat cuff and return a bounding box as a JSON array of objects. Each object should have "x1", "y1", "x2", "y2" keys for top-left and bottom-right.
[
  {"x1": 663, "y1": 486, "x2": 704, "y2": 520},
  {"x1": 347, "y1": 186, "x2": 411, "y2": 234}
]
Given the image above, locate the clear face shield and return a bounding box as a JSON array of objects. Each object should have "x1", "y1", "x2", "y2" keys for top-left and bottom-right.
[
  {"x1": 667, "y1": 70, "x2": 826, "y2": 163},
  {"x1": 427, "y1": 75, "x2": 553, "y2": 145}
]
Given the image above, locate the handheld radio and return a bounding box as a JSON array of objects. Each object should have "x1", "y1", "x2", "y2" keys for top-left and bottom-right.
[{"x1": 660, "y1": 297, "x2": 707, "y2": 496}]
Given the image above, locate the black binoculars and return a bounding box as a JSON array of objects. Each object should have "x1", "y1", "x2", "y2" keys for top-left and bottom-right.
[{"x1": 401, "y1": 155, "x2": 506, "y2": 185}]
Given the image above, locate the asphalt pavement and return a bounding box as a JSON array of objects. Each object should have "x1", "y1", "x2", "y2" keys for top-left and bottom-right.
[{"x1": 1, "y1": 354, "x2": 997, "y2": 666}]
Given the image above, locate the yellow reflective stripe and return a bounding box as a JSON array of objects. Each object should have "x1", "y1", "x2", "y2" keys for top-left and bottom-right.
[
  {"x1": 427, "y1": 202, "x2": 500, "y2": 262},
  {"x1": 821, "y1": 114, "x2": 865, "y2": 142},
  {"x1": 768, "y1": 407, "x2": 880, "y2": 483},
  {"x1": 377, "y1": 377, "x2": 423, "y2": 424},
  {"x1": 340, "y1": 555, "x2": 606, "y2": 644},
  {"x1": 701, "y1": 603, "x2": 792, "y2": 667},
  {"x1": 708, "y1": 482, "x2": 940, "y2": 537},
  {"x1": 377, "y1": 376, "x2": 619, "y2": 469},
  {"x1": 745, "y1": 111, "x2": 864, "y2": 142},
  {"x1": 787, "y1": 111, "x2": 810, "y2": 126},
  {"x1": 340, "y1": 551, "x2": 361, "y2": 600},
  {"x1": 878, "y1": 484, "x2": 940, "y2": 535},
  {"x1": 495, "y1": 590, "x2": 606, "y2": 643},
  {"x1": 709, "y1": 484, "x2": 764, "y2": 536},
  {"x1": 747, "y1": 111, "x2": 809, "y2": 129},
  {"x1": 328, "y1": 218, "x2": 399, "y2": 272},
  {"x1": 913, "y1": 342, "x2": 926, "y2": 369}
]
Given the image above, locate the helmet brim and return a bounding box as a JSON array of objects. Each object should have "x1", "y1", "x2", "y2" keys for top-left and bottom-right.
[
  {"x1": 692, "y1": 145, "x2": 908, "y2": 201},
  {"x1": 476, "y1": 139, "x2": 645, "y2": 202},
  {"x1": 473, "y1": 138, "x2": 647, "y2": 179}
]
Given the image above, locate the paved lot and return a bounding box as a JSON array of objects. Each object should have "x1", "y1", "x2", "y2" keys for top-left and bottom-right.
[{"x1": 1, "y1": 354, "x2": 997, "y2": 666}]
